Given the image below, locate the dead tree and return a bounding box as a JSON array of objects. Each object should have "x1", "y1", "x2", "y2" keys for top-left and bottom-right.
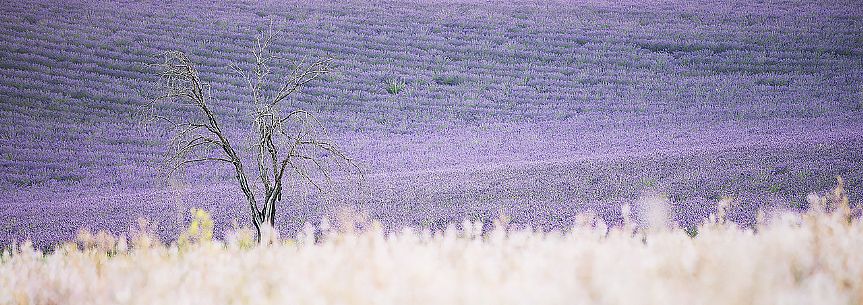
[{"x1": 146, "y1": 27, "x2": 356, "y2": 243}]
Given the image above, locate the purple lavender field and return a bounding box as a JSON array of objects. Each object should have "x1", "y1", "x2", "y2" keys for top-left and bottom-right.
[{"x1": 1, "y1": 0, "x2": 862, "y2": 248}]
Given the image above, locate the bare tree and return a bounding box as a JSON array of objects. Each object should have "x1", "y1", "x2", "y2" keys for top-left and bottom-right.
[{"x1": 146, "y1": 26, "x2": 357, "y2": 243}]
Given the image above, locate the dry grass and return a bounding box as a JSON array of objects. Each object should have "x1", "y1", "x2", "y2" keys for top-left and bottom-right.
[{"x1": 1, "y1": 180, "x2": 861, "y2": 305}]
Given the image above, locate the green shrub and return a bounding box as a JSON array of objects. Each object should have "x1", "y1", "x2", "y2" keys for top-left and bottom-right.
[
  {"x1": 433, "y1": 75, "x2": 465, "y2": 86},
  {"x1": 385, "y1": 78, "x2": 406, "y2": 94}
]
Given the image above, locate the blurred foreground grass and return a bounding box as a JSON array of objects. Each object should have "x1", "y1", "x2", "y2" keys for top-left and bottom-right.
[{"x1": 1, "y1": 179, "x2": 861, "y2": 305}]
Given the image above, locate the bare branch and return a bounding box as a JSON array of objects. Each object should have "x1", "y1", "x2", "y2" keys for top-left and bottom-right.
[
  {"x1": 167, "y1": 157, "x2": 234, "y2": 176},
  {"x1": 270, "y1": 57, "x2": 333, "y2": 107},
  {"x1": 286, "y1": 159, "x2": 324, "y2": 193}
]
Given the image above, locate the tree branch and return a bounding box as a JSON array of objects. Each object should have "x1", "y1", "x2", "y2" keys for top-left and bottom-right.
[
  {"x1": 270, "y1": 57, "x2": 333, "y2": 107},
  {"x1": 167, "y1": 157, "x2": 233, "y2": 176}
]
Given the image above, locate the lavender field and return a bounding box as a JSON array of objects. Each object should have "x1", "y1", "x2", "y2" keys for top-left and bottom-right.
[{"x1": 1, "y1": 0, "x2": 862, "y2": 248}]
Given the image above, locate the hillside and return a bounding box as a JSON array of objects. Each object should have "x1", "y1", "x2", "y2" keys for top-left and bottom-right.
[{"x1": 1, "y1": 0, "x2": 862, "y2": 246}]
